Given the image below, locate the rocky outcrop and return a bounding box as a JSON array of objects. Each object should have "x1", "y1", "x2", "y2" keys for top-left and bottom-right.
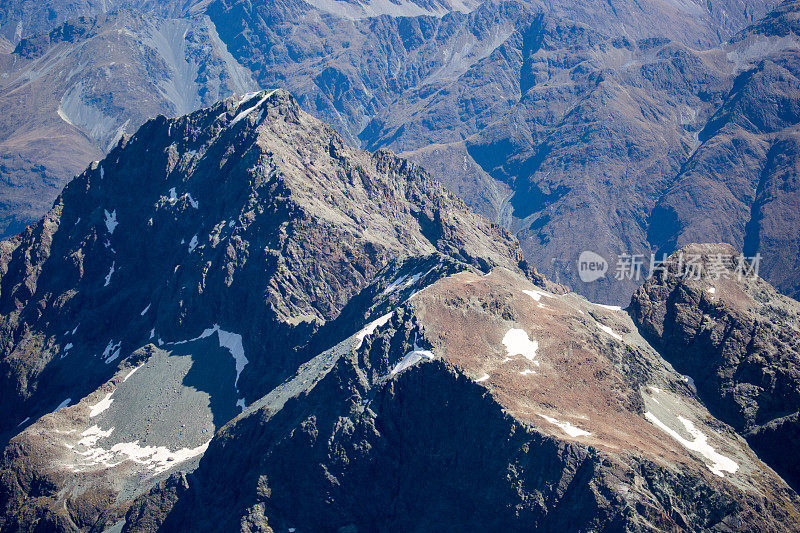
[{"x1": 630, "y1": 243, "x2": 800, "y2": 491}]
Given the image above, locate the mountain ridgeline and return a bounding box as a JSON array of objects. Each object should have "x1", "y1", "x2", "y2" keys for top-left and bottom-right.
[{"x1": 0, "y1": 91, "x2": 799, "y2": 532}]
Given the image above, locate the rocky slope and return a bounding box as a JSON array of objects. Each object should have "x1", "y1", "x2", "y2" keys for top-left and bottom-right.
[
  {"x1": 631, "y1": 243, "x2": 800, "y2": 492},
  {"x1": 0, "y1": 95, "x2": 799, "y2": 531}
]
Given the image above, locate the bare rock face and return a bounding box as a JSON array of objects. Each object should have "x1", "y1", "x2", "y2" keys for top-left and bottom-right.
[{"x1": 630, "y1": 243, "x2": 800, "y2": 490}]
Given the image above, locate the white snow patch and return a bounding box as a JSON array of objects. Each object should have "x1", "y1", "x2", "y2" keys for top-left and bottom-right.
[
  {"x1": 102, "y1": 340, "x2": 122, "y2": 364},
  {"x1": 391, "y1": 338, "x2": 435, "y2": 375},
  {"x1": 169, "y1": 187, "x2": 177, "y2": 201},
  {"x1": 645, "y1": 412, "x2": 739, "y2": 477},
  {"x1": 597, "y1": 323, "x2": 623, "y2": 341},
  {"x1": 140, "y1": 304, "x2": 151, "y2": 316},
  {"x1": 539, "y1": 414, "x2": 591, "y2": 438},
  {"x1": 104, "y1": 261, "x2": 116, "y2": 287},
  {"x1": 104, "y1": 209, "x2": 118, "y2": 234},
  {"x1": 72, "y1": 424, "x2": 210, "y2": 474},
  {"x1": 475, "y1": 374, "x2": 490, "y2": 382},
  {"x1": 683, "y1": 375, "x2": 697, "y2": 393},
  {"x1": 502, "y1": 328, "x2": 539, "y2": 362},
  {"x1": 149, "y1": 328, "x2": 155, "y2": 339},
  {"x1": 78, "y1": 425, "x2": 114, "y2": 448},
  {"x1": 522, "y1": 289, "x2": 552, "y2": 302},
  {"x1": 596, "y1": 304, "x2": 623, "y2": 311},
  {"x1": 236, "y1": 398, "x2": 246, "y2": 412},
  {"x1": 107, "y1": 440, "x2": 210, "y2": 473},
  {"x1": 230, "y1": 90, "x2": 276, "y2": 126},
  {"x1": 123, "y1": 366, "x2": 142, "y2": 383},
  {"x1": 707, "y1": 286, "x2": 716, "y2": 295},
  {"x1": 185, "y1": 193, "x2": 199, "y2": 209},
  {"x1": 520, "y1": 369, "x2": 537, "y2": 376},
  {"x1": 354, "y1": 312, "x2": 393, "y2": 348},
  {"x1": 54, "y1": 398, "x2": 72, "y2": 412},
  {"x1": 89, "y1": 393, "x2": 114, "y2": 417},
  {"x1": 188, "y1": 235, "x2": 198, "y2": 253}
]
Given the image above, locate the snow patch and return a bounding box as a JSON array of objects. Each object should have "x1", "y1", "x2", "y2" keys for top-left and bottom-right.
[
  {"x1": 104, "y1": 262, "x2": 116, "y2": 287},
  {"x1": 522, "y1": 289, "x2": 551, "y2": 302},
  {"x1": 78, "y1": 425, "x2": 114, "y2": 448},
  {"x1": 707, "y1": 287, "x2": 716, "y2": 295},
  {"x1": 54, "y1": 398, "x2": 72, "y2": 413},
  {"x1": 230, "y1": 90, "x2": 276, "y2": 126},
  {"x1": 72, "y1": 424, "x2": 209, "y2": 474},
  {"x1": 89, "y1": 393, "x2": 114, "y2": 417},
  {"x1": 597, "y1": 324, "x2": 622, "y2": 341},
  {"x1": 102, "y1": 340, "x2": 122, "y2": 364},
  {"x1": 123, "y1": 366, "x2": 142, "y2": 383},
  {"x1": 475, "y1": 374, "x2": 490, "y2": 382},
  {"x1": 502, "y1": 328, "x2": 539, "y2": 362},
  {"x1": 645, "y1": 412, "x2": 738, "y2": 477},
  {"x1": 188, "y1": 235, "x2": 198, "y2": 253},
  {"x1": 539, "y1": 414, "x2": 591, "y2": 438},
  {"x1": 382, "y1": 274, "x2": 408, "y2": 295},
  {"x1": 104, "y1": 209, "x2": 118, "y2": 234},
  {"x1": 520, "y1": 369, "x2": 537, "y2": 376},
  {"x1": 391, "y1": 338, "x2": 435, "y2": 375},
  {"x1": 595, "y1": 304, "x2": 623, "y2": 311},
  {"x1": 355, "y1": 312, "x2": 393, "y2": 349}
]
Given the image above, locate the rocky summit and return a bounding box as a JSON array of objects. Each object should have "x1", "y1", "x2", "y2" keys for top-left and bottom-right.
[{"x1": 0, "y1": 91, "x2": 799, "y2": 532}]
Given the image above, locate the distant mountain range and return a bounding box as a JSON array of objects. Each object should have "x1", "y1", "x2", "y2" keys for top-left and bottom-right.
[
  {"x1": 2, "y1": 89, "x2": 800, "y2": 532},
  {"x1": 1, "y1": 0, "x2": 799, "y2": 306}
]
